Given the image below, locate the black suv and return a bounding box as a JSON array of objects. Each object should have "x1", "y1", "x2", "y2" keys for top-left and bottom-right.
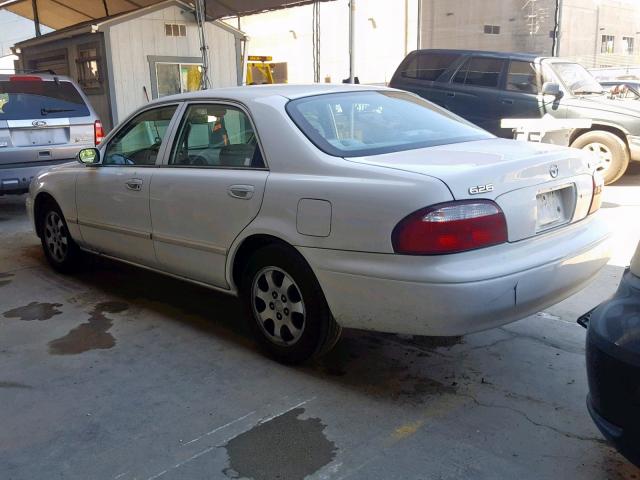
[{"x1": 390, "y1": 49, "x2": 640, "y2": 184}]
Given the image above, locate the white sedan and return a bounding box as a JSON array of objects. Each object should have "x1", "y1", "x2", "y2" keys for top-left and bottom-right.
[{"x1": 26, "y1": 84, "x2": 611, "y2": 363}]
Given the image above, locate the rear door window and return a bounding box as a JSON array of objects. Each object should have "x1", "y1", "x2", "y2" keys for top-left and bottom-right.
[
  {"x1": 452, "y1": 57, "x2": 506, "y2": 88},
  {"x1": 506, "y1": 61, "x2": 539, "y2": 93},
  {"x1": 0, "y1": 79, "x2": 90, "y2": 120},
  {"x1": 401, "y1": 53, "x2": 461, "y2": 81}
]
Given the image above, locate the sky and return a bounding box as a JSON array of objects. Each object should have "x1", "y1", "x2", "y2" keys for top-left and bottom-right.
[{"x1": 0, "y1": 10, "x2": 53, "y2": 58}]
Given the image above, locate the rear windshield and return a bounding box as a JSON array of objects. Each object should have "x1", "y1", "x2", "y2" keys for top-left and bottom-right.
[
  {"x1": 286, "y1": 90, "x2": 491, "y2": 157},
  {"x1": 0, "y1": 80, "x2": 90, "y2": 120}
]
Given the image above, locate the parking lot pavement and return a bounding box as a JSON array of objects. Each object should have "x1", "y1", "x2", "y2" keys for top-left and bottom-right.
[{"x1": 1, "y1": 165, "x2": 640, "y2": 480}]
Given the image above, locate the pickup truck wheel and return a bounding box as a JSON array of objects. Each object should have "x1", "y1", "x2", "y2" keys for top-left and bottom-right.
[
  {"x1": 39, "y1": 203, "x2": 82, "y2": 273},
  {"x1": 571, "y1": 130, "x2": 629, "y2": 185},
  {"x1": 240, "y1": 244, "x2": 341, "y2": 364}
]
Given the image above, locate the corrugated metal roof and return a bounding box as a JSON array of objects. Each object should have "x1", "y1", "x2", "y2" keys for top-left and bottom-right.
[{"x1": 1, "y1": 0, "x2": 333, "y2": 30}]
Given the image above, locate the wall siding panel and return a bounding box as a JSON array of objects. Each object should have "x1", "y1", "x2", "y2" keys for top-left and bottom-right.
[{"x1": 108, "y1": 4, "x2": 239, "y2": 124}]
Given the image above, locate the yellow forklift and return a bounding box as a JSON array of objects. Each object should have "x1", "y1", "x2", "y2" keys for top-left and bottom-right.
[{"x1": 246, "y1": 56, "x2": 275, "y2": 85}]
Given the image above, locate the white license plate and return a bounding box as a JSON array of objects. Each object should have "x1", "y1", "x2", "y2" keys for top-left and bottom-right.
[{"x1": 536, "y1": 189, "x2": 566, "y2": 228}]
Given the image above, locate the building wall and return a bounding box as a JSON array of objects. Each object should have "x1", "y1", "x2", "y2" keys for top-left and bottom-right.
[
  {"x1": 16, "y1": 33, "x2": 113, "y2": 129},
  {"x1": 107, "y1": 4, "x2": 239, "y2": 123},
  {"x1": 232, "y1": 0, "x2": 419, "y2": 85},
  {"x1": 420, "y1": 0, "x2": 640, "y2": 64},
  {"x1": 559, "y1": 0, "x2": 640, "y2": 67},
  {"x1": 420, "y1": 0, "x2": 556, "y2": 55}
]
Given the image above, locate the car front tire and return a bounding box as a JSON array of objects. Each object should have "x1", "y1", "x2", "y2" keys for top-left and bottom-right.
[
  {"x1": 39, "y1": 202, "x2": 82, "y2": 273},
  {"x1": 571, "y1": 130, "x2": 629, "y2": 185},
  {"x1": 239, "y1": 244, "x2": 341, "y2": 364}
]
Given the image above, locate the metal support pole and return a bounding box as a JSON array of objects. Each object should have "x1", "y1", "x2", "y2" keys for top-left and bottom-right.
[
  {"x1": 417, "y1": 0, "x2": 422, "y2": 50},
  {"x1": 555, "y1": 0, "x2": 563, "y2": 56},
  {"x1": 349, "y1": 0, "x2": 355, "y2": 83},
  {"x1": 32, "y1": 0, "x2": 41, "y2": 37},
  {"x1": 403, "y1": 0, "x2": 409, "y2": 57}
]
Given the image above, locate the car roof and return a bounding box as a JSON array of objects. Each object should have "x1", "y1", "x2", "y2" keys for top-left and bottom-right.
[
  {"x1": 148, "y1": 83, "x2": 394, "y2": 104},
  {"x1": 412, "y1": 48, "x2": 542, "y2": 62},
  {"x1": 0, "y1": 73, "x2": 76, "y2": 82}
]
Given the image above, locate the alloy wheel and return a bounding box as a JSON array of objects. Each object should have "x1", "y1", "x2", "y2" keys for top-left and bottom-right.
[
  {"x1": 44, "y1": 211, "x2": 68, "y2": 263},
  {"x1": 251, "y1": 266, "x2": 306, "y2": 346}
]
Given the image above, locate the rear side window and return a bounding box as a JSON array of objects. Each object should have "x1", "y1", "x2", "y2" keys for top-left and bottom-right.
[
  {"x1": 286, "y1": 90, "x2": 491, "y2": 157},
  {"x1": 401, "y1": 53, "x2": 460, "y2": 81},
  {"x1": 506, "y1": 61, "x2": 538, "y2": 93},
  {"x1": 0, "y1": 79, "x2": 90, "y2": 120},
  {"x1": 453, "y1": 57, "x2": 505, "y2": 88}
]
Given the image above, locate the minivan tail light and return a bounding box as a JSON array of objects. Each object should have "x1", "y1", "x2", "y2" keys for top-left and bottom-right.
[
  {"x1": 392, "y1": 200, "x2": 508, "y2": 255},
  {"x1": 588, "y1": 173, "x2": 604, "y2": 215},
  {"x1": 94, "y1": 120, "x2": 104, "y2": 145}
]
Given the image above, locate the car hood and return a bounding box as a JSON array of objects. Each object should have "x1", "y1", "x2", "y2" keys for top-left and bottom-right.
[
  {"x1": 568, "y1": 94, "x2": 640, "y2": 119},
  {"x1": 346, "y1": 138, "x2": 594, "y2": 200}
]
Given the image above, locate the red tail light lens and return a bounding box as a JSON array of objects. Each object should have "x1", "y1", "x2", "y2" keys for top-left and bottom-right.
[
  {"x1": 94, "y1": 120, "x2": 104, "y2": 146},
  {"x1": 392, "y1": 200, "x2": 508, "y2": 255},
  {"x1": 588, "y1": 173, "x2": 603, "y2": 215}
]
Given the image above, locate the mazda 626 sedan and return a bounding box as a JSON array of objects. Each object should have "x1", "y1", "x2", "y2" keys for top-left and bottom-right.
[{"x1": 27, "y1": 84, "x2": 611, "y2": 363}]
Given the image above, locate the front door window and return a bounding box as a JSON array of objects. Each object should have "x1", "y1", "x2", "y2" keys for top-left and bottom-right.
[{"x1": 104, "y1": 105, "x2": 177, "y2": 166}]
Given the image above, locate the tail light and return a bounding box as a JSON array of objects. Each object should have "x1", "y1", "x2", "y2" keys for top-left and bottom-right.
[
  {"x1": 392, "y1": 200, "x2": 508, "y2": 255},
  {"x1": 94, "y1": 120, "x2": 104, "y2": 146},
  {"x1": 588, "y1": 173, "x2": 603, "y2": 215}
]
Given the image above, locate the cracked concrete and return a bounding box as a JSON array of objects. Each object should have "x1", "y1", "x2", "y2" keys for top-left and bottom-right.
[{"x1": 1, "y1": 163, "x2": 640, "y2": 479}]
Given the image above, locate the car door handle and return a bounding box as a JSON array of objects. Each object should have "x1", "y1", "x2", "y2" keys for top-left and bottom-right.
[
  {"x1": 446, "y1": 92, "x2": 456, "y2": 97},
  {"x1": 125, "y1": 178, "x2": 143, "y2": 191},
  {"x1": 500, "y1": 98, "x2": 514, "y2": 105},
  {"x1": 228, "y1": 184, "x2": 255, "y2": 200}
]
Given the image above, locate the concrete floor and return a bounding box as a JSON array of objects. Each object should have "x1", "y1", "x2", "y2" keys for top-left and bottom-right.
[{"x1": 1, "y1": 165, "x2": 640, "y2": 480}]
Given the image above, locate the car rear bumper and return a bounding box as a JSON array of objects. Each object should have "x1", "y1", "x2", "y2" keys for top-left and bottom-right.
[
  {"x1": 0, "y1": 159, "x2": 73, "y2": 194},
  {"x1": 300, "y1": 214, "x2": 611, "y2": 336}
]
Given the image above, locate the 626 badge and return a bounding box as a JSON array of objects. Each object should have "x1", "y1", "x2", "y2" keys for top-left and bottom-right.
[{"x1": 468, "y1": 183, "x2": 494, "y2": 195}]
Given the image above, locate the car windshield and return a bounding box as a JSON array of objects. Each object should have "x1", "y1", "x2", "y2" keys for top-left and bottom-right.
[
  {"x1": 0, "y1": 79, "x2": 90, "y2": 120},
  {"x1": 286, "y1": 90, "x2": 492, "y2": 157},
  {"x1": 551, "y1": 63, "x2": 604, "y2": 95}
]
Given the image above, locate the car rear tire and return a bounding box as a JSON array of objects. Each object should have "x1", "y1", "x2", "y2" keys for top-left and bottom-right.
[
  {"x1": 239, "y1": 244, "x2": 342, "y2": 364},
  {"x1": 571, "y1": 130, "x2": 629, "y2": 185},
  {"x1": 39, "y1": 202, "x2": 82, "y2": 273}
]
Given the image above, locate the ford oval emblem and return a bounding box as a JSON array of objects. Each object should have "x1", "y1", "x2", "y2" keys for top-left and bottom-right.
[
  {"x1": 32, "y1": 120, "x2": 47, "y2": 127},
  {"x1": 549, "y1": 164, "x2": 559, "y2": 178}
]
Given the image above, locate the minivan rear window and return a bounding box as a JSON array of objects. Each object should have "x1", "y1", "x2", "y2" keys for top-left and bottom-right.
[
  {"x1": 0, "y1": 80, "x2": 90, "y2": 120},
  {"x1": 401, "y1": 53, "x2": 461, "y2": 81},
  {"x1": 286, "y1": 90, "x2": 491, "y2": 157}
]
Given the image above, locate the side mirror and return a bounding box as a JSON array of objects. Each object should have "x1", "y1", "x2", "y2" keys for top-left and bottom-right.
[
  {"x1": 77, "y1": 148, "x2": 100, "y2": 165},
  {"x1": 542, "y1": 82, "x2": 562, "y2": 98}
]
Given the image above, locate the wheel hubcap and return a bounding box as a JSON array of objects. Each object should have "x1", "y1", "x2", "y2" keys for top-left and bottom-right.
[
  {"x1": 583, "y1": 142, "x2": 613, "y2": 172},
  {"x1": 43, "y1": 211, "x2": 68, "y2": 263},
  {"x1": 251, "y1": 267, "x2": 306, "y2": 346}
]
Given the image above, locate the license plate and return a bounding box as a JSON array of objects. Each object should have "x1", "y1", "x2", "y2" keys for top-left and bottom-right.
[{"x1": 536, "y1": 188, "x2": 566, "y2": 229}]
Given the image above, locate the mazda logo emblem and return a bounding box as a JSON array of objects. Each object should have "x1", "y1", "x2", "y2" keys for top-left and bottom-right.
[
  {"x1": 549, "y1": 165, "x2": 559, "y2": 178},
  {"x1": 32, "y1": 120, "x2": 47, "y2": 127}
]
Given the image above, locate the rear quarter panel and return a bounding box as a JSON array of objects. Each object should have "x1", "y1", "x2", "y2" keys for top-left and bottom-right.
[{"x1": 226, "y1": 95, "x2": 454, "y2": 284}]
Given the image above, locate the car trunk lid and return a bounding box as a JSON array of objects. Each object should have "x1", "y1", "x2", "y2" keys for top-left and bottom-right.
[{"x1": 347, "y1": 138, "x2": 597, "y2": 241}]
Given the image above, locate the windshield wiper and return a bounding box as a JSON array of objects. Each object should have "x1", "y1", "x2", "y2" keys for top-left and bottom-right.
[{"x1": 41, "y1": 107, "x2": 75, "y2": 115}]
